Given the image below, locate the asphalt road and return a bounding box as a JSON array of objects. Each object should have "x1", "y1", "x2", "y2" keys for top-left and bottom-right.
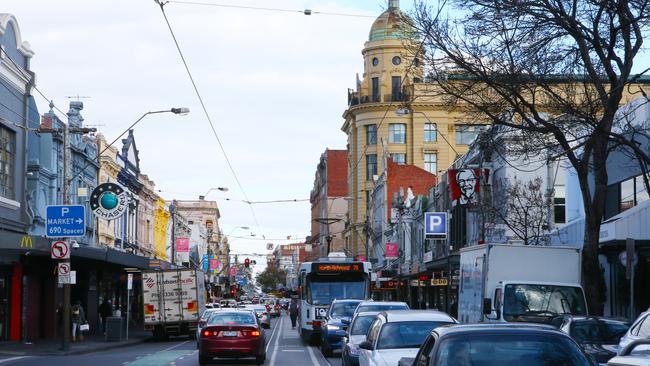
[{"x1": 0, "y1": 315, "x2": 346, "y2": 366}]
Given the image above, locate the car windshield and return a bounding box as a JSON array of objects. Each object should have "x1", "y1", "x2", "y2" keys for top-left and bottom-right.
[
  {"x1": 434, "y1": 334, "x2": 592, "y2": 366},
  {"x1": 308, "y1": 281, "x2": 366, "y2": 305},
  {"x1": 503, "y1": 284, "x2": 587, "y2": 321},
  {"x1": 351, "y1": 315, "x2": 377, "y2": 335},
  {"x1": 330, "y1": 302, "x2": 361, "y2": 318},
  {"x1": 200, "y1": 310, "x2": 218, "y2": 321},
  {"x1": 570, "y1": 319, "x2": 630, "y2": 344},
  {"x1": 357, "y1": 304, "x2": 408, "y2": 313},
  {"x1": 377, "y1": 321, "x2": 452, "y2": 349},
  {"x1": 208, "y1": 312, "x2": 256, "y2": 325}
]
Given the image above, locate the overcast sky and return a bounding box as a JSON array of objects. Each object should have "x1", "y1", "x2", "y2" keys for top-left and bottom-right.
[{"x1": 6, "y1": 0, "x2": 397, "y2": 268}]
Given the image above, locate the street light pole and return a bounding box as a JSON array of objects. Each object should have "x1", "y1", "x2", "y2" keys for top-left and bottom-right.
[{"x1": 62, "y1": 122, "x2": 71, "y2": 351}]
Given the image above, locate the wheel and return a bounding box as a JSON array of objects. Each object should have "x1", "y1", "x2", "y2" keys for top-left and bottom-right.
[
  {"x1": 321, "y1": 340, "x2": 333, "y2": 357},
  {"x1": 199, "y1": 355, "x2": 209, "y2": 365},
  {"x1": 256, "y1": 353, "x2": 266, "y2": 364}
]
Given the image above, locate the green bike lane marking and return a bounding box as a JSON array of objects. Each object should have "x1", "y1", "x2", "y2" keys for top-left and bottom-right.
[{"x1": 126, "y1": 350, "x2": 192, "y2": 366}]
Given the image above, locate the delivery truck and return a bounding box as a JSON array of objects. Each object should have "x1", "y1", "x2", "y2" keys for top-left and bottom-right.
[
  {"x1": 142, "y1": 269, "x2": 206, "y2": 338},
  {"x1": 458, "y1": 244, "x2": 588, "y2": 324}
]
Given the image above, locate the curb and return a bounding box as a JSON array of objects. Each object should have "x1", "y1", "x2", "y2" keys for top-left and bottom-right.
[{"x1": 0, "y1": 337, "x2": 152, "y2": 357}]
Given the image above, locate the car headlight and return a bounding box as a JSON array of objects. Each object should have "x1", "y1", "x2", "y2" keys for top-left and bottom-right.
[{"x1": 327, "y1": 324, "x2": 340, "y2": 331}]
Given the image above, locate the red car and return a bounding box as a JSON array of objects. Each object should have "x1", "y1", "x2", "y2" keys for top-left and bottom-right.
[{"x1": 199, "y1": 310, "x2": 266, "y2": 365}]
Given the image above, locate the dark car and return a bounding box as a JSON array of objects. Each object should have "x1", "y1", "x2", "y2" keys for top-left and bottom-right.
[
  {"x1": 552, "y1": 315, "x2": 631, "y2": 364},
  {"x1": 198, "y1": 310, "x2": 266, "y2": 365},
  {"x1": 320, "y1": 299, "x2": 363, "y2": 357},
  {"x1": 342, "y1": 311, "x2": 379, "y2": 366},
  {"x1": 399, "y1": 323, "x2": 598, "y2": 366}
]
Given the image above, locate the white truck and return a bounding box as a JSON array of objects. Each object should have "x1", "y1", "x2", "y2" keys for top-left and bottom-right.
[
  {"x1": 142, "y1": 269, "x2": 206, "y2": 338},
  {"x1": 458, "y1": 244, "x2": 588, "y2": 324}
]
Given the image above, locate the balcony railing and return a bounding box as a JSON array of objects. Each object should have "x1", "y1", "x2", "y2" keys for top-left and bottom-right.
[{"x1": 347, "y1": 91, "x2": 411, "y2": 107}]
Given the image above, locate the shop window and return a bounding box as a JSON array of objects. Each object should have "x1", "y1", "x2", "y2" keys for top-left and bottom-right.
[{"x1": 620, "y1": 178, "x2": 635, "y2": 212}]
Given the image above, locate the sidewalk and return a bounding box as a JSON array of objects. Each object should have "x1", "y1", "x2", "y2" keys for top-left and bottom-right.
[{"x1": 0, "y1": 328, "x2": 152, "y2": 356}]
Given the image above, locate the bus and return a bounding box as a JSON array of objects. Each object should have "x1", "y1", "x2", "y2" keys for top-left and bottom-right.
[{"x1": 297, "y1": 253, "x2": 372, "y2": 344}]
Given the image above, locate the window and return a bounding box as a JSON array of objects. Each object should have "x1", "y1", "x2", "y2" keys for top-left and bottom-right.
[
  {"x1": 366, "y1": 319, "x2": 382, "y2": 346},
  {"x1": 366, "y1": 154, "x2": 377, "y2": 180},
  {"x1": 620, "y1": 177, "x2": 635, "y2": 212},
  {"x1": 635, "y1": 175, "x2": 649, "y2": 204},
  {"x1": 392, "y1": 56, "x2": 401, "y2": 65},
  {"x1": 424, "y1": 153, "x2": 437, "y2": 174},
  {"x1": 372, "y1": 77, "x2": 380, "y2": 102},
  {"x1": 455, "y1": 124, "x2": 483, "y2": 145},
  {"x1": 372, "y1": 57, "x2": 379, "y2": 66},
  {"x1": 391, "y1": 153, "x2": 406, "y2": 165},
  {"x1": 391, "y1": 76, "x2": 401, "y2": 101},
  {"x1": 424, "y1": 123, "x2": 437, "y2": 142},
  {"x1": 0, "y1": 126, "x2": 15, "y2": 199},
  {"x1": 389, "y1": 124, "x2": 406, "y2": 144},
  {"x1": 636, "y1": 315, "x2": 650, "y2": 337},
  {"x1": 554, "y1": 185, "x2": 566, "y2": 224},
  {"x1": 366, "y1": 124, "x2": 377, "y2": 145}
]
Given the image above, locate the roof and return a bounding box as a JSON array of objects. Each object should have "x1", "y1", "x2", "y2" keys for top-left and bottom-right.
[
  {"x1": 433, "y1": 323, "x2": 562, "y2": 337},
  {"x1": 382, "y1": 310, "x2": 454, "y2": 323},
  {"x1": 556, "y1": 315, "x2": 631, "y2": 324},
  {"x1": 333, "y1": 299, "x2": 363, "y2": 304},
  {"x1": 368, "y1": 7, "x2": 412, "y2": 42}
]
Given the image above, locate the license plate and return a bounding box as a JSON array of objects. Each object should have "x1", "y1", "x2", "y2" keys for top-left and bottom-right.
[{"x1": 223, "y1": 331, "x2": 238, "y2": 337}]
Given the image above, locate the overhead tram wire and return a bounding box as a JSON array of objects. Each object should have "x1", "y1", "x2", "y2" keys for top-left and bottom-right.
[
  {"x1": 167, "y1": 0, "x2": 376, "y2": 18},
  {"x1": 154, "y1": 0, "x2": 263, "y2": 236},
  {"x1": 156, "y1": 189, "x2": 310, "y2": 204}
]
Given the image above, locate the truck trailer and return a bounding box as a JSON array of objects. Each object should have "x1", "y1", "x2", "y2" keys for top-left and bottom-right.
[
  {"x1": 458, "y1": 244, "x2": 588, "y2": 324},
  {"x1": 142, "y1": 269, "x2": 206, "y2": 338}
]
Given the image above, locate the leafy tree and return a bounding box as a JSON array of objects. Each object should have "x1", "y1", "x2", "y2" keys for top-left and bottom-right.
[{"x1": 256, "y1": 267, "x2": 287, "y2": 293}]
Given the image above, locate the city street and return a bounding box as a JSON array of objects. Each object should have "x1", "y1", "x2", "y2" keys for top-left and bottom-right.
[{"x1": 0, "y1": 315, "x2": 343, "y2": 366}]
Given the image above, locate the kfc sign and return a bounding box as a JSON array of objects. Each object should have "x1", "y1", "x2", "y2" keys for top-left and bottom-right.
[{"x1": 448, "y1": 168, "x2": 490, "y2": 205}]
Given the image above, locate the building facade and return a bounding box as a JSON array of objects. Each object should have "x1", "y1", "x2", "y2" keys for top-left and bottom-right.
[
  {"x1": 309, "y1": 149, "x2": 348, "y2": 260},
  {"x1": 342, "y1": 1, "x2": 473, "y2": 256}
]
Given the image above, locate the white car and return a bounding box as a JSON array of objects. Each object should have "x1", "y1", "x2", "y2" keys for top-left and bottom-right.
[
  {"x1": 608, "y1": 339, "x2": 650, "y2": 366},
  {"x1": 352, "y1": 301, "x2": 409, "y2": 318},
  {"x1": 358, "y1": 310, "x2": 457, "y2": 366},
  {"x1": 618, "y1": 308, "x2": 650, "y2": 355}
]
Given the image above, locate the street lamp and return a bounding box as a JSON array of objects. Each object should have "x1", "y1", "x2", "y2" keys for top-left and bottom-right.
[{"x1": 199, "y1": 187, "x2": 229, "y2": 199}]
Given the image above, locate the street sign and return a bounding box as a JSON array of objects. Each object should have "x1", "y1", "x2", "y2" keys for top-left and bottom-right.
[
  {"x1": 266, "y1": 243, "x2": 274, "y2": 251},
  {"x1": 58, "y1": 269, "x2": 76, "y2": 285},
  {"x1": 58, "y1": 262, "x2": 70, "y2": 276},
  {"x1": 127, "y1": 273, "x2": 133, "y2": 290},
  {"x1": 90, "y1": 182, "x2": 128, "y2": 220},
  {"x1": 424, "y1": 212, "x2": 447, "y2": 238},
  {"x1": 46, "y1": 205, "x2": 85, "y2": 238},
  {"x1": 385, "y1": 243, "x2": 398, "y2": 259},
  {"x1": 229, "y1": 266, "x2": 237, "y2": 276},
  {"x1": 51, "y1": 240, "x2": 70, "y2": 259}
]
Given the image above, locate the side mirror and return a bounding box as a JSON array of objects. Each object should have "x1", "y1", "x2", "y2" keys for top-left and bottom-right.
[
  {"x1": 359, "y1": 340, "x2": 374, "y2": 351},
  {"x1": 341, "y1": 336, "x2": 348, "y2": 344},
  {"x1": 483, "y1": 298, "x2": 492, "y2": 315}
]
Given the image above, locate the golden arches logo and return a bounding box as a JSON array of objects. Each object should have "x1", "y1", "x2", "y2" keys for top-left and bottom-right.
[{"x1": 20, "y1": 235, "x2": 32, "y2": 248}]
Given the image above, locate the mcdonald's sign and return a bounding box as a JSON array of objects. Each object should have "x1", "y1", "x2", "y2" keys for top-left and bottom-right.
[{"x1": 20, "y1": 236, "x2": 32, "y2": 248}]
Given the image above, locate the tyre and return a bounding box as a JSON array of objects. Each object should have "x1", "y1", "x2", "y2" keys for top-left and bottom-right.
[
  {"x1": 321, "y1": 341, "x2": 333, "y2": 357},
  {"x1": 199, "y1": 355, "x2": 209, "y2": 365},
  {"x1": 256, "y1": 353, "x2": 266, "y2": 364}
]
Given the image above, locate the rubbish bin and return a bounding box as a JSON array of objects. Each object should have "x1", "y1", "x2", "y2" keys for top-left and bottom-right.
[{"x1": 105, "y1": 317, "x2": 123, "y2": 341}]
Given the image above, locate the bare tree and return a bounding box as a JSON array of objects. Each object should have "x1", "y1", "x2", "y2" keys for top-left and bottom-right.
[
  {"x1": 484, "y1": 177, "x2": 551, "y2": 246},
  {"x1": 406, "y1": 0, "x2": 650, "y2": 313}
]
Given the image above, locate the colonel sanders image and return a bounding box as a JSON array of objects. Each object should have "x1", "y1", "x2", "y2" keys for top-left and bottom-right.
[{"x1": 456, "y1": 169, "x2": 477, "y2": 204}]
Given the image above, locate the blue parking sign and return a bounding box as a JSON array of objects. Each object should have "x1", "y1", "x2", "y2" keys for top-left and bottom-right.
[
  {"x1": 46, "y1": 205, "x2": 85, "y2": 238},
  {"x1": 424, "y1": 212, "x2": 447, "y2": 238}
]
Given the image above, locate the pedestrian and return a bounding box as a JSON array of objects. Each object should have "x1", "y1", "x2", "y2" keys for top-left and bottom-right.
[
  {"x1": 289, "y1": 298, "x2": 298, "y2": 329},
  {"x1": 99, "y1": 299, "x2": 112, "y2": 334},
  {"x1": 71, "y1": 300, "x2": 86, "y2": 342}
]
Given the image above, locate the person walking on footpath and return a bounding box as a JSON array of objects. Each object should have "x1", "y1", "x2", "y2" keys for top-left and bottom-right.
[
  {"x1": 99, "y1": 299, "x2": 112, "y2": 334},
  {"x1": 289, "y1": 298, "x2": 298, "y2": 329},
  {"x1": 71, "y1": 300, "x2": 86, "y2": 342}
]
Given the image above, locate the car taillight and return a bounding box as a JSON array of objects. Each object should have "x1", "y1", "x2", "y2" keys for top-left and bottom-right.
[
  {"x1": 242, "y1": 330, "x2": 261, "y2": 337},
  {"x1": 203, "y1": 329, "x2": 217, "y2": 337}
]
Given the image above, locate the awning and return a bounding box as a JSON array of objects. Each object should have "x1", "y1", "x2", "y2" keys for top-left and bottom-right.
[{"x1": 600, "y1": 199, "x2": 650, "y2": 243}]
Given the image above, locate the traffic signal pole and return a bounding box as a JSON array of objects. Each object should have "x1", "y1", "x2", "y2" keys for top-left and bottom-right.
[{"x1": 62, "y1": 123, "x2": 71, "y2": 351}]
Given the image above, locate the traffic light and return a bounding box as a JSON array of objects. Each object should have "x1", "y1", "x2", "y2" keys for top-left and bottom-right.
[{"x1": 244, "y1": 258, "x2": 250, "y2": 268}]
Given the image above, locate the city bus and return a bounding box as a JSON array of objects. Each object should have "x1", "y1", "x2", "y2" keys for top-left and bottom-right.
[{"x1": 297, "y1": 252, "x2": 372, "y2": 344}]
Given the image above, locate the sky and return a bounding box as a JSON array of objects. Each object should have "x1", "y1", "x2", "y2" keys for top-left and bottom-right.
[{"x1": 5, "y1": 0, "x2": 399, "y2": 271}]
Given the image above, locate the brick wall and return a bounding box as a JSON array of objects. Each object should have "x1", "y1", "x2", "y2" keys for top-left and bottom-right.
[{"x1": 327, "y1": 149, "x2": 348, "y2": 197}]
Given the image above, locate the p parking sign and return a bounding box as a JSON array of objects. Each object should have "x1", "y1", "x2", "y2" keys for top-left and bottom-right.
[{"x1": 424, "y1": 212, "x2": 447, "y2": 238}]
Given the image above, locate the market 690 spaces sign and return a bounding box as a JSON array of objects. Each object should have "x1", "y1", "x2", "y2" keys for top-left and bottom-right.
[{"x1": 90, "y1": 183, "x2": 128, "y2": 220}]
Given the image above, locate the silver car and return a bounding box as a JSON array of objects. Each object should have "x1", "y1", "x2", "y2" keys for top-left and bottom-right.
[
  {"x1": 243, "y1": 304, "x2": 271, "y2": 329},
  {"x1": 618, "y1": 308, "x2": 650, "y2": 355}
]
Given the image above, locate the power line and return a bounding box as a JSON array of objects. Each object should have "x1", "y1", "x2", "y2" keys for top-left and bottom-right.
[
  {"x1": 168, "y1": 0, "x2": 376, "y2": 18},
  {"x1": 156, "y1": 189, "x2": 310, "y2": 204},
  {"x1": 154, "y1": 1, "x2": 263, "y2": 236}
]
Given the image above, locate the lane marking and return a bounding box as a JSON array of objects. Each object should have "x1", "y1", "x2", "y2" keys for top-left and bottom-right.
[
  {"x1": 265, "y1": 316, "x2": 281, "y2": 353},
  {"x1": 307, "y1": 343, "x2": 323, "y2": 366},
  {"x1": 269, "y1": 316, "x2": 284, "y2": 366},
  {"x1": 0, "y1": 357, "x2": 30, "y2": 364},
  {"x1": 161, "y1": 340, "x2": 189, "y2": 352},
  {"x1": 282, "y1": 349, "x2": 304, "y2": 352}
]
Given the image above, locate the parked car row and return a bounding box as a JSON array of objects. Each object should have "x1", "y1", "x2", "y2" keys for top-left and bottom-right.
[{"x1": 318, "y1": 300, "x2": 650, "y2": 366}]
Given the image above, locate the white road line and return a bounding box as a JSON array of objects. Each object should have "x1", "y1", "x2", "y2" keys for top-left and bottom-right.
[
  {"x1": 307, "y1": 344, "x2": 323, "y2": 366},
  {"x1": 269, "y1": 316, "x2": 284, "y2": 366},
  {"x1": 0, "y1": 357, "x2": 30, "y2": 364},
  {"x1": 282, "y1": 350, "x2": 304, "y2": 352},
  {"x1": 161, "y1": 340, "x2": 190, "y2": 352},
  {"x1": 265, "y1": 316, "x2": 281, "y2": 353}
]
